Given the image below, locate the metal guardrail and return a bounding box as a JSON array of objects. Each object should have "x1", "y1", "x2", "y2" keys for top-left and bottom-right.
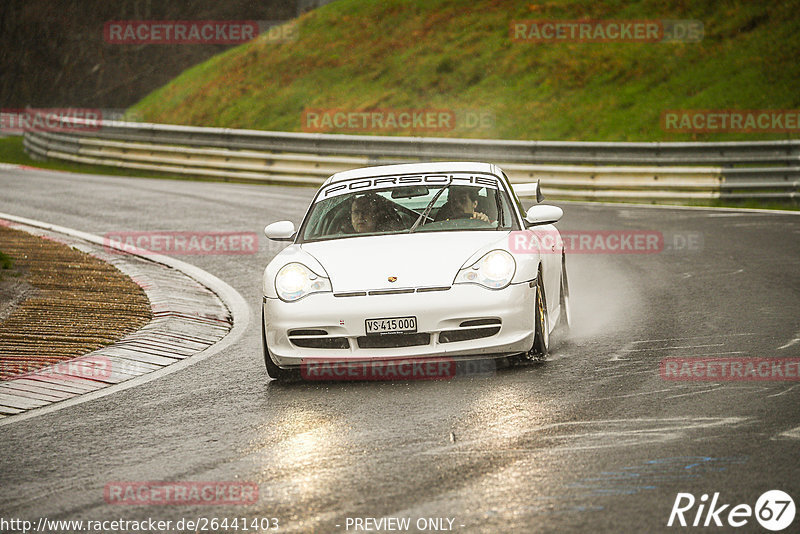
[
  {"x1": 21, "y1": 116, "x2": 800, "y2": 201},
  {"x1": 0, "y1": 113, "x2": 23, "y2": 138}
]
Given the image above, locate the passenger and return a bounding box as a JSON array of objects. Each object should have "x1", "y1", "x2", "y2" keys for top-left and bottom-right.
[{"x1": 434, "y1": 186, "x2": 490, "y2": 222}]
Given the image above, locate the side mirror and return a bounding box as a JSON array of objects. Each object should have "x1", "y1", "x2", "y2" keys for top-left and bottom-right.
[
  {"x1": 264, "y1": 221, "x2": 296, "y2": 241},
  {"x1": 525, "y1": 205, "x2": 563, "y2": 226}
]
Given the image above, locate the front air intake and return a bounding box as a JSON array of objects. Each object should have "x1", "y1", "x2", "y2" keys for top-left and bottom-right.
[
  {"x1": 288, "y1": 329, "x2": 349, "y2": 349},
  {"x1": 439, "y1": 318, "x2": 501, "y2": 343}
]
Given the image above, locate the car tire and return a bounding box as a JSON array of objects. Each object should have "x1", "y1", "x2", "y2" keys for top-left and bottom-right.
[
  {"x1": 525, "y1": 271, "x2": 549, "y2": 361},
  {"x1": 533, "y1": 274, "x2": 550, "y2": 356},
  {"x1": 262, "y1": 309, "x2": 297, "y2": 382}
]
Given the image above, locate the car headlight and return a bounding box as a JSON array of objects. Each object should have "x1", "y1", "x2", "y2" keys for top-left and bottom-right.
[
  {"x1": 275, "y1": 263, "x2": 331, "y2": 302},
  {"x1": 454, "y1": 250, "x2": 516, "y2": 289}
]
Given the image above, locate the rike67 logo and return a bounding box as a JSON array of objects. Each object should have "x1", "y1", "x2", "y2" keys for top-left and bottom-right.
[{"x1": 668, "y1": 490, "x2": 795, "y2": 531}]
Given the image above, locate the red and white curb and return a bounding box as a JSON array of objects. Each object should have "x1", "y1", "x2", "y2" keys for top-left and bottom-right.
[{"x1": 0, "y1": 162, "x2": 51, "y2": 173}]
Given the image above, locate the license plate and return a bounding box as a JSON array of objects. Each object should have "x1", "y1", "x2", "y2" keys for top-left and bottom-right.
[{"x1": 365, "y1": 316, "x2": 417, "y2": 335}]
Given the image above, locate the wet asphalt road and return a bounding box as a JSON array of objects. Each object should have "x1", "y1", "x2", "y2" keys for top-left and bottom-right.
[{"x1": 1, "y1": 168, "x2": 799, "y2": 533}]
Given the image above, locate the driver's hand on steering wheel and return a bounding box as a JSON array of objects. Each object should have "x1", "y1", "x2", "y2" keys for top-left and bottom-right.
[{"x1": 471, "y1": 211, "x2": 490, "y2": 222}]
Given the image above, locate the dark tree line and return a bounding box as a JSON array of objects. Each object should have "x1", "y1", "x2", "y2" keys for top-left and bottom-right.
[{"x1": 0, "y1": 0, "x2": 331, "y2": 109}]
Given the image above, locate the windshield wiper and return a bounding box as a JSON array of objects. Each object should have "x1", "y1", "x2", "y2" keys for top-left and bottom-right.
[
  {"x1": 495, "y1": 189, "x2": 504, "y2": 227},
  {"x1": 409, "y1": 180, "x2": 451, "y2": 233}
]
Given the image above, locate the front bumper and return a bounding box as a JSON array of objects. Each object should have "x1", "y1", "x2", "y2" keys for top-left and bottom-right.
[{"x1": 263, "y1": 282, "x2": 536, "y2": 368}]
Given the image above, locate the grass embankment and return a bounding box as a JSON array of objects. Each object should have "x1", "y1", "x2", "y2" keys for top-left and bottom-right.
[{"x1": 131, "y1": 0, "x2": 800, "y2": 142}]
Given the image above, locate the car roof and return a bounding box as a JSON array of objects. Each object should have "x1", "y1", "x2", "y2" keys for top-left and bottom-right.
[{"x1": 324, "y1": 161, "x2": 501, "y2": 185}]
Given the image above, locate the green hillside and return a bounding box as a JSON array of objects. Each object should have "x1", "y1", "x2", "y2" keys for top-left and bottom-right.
[{"x1": 131, "y1": 0, "x2": 800, "y2": 141}]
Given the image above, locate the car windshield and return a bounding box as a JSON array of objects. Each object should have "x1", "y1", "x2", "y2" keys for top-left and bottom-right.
[{"x1": 299, "y1": 173, "x2": 517, "y2": 242}]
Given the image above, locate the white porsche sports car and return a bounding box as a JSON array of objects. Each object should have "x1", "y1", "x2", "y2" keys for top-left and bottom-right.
[{"x1": 262, "y1": 162, "x2": 569, "y2": 381}]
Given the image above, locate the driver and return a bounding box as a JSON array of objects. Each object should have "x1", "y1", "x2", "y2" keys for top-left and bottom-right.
[{"x1": 434, "y1": 186, "x2": 490, "y2": 222}]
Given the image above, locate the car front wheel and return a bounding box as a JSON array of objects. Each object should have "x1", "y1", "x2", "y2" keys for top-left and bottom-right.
[{"x1": 262, "y1": 309, "x2": 297, "y2": 382}]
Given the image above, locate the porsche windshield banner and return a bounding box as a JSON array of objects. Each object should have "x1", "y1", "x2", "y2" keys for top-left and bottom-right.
[{"x1": 317, "y1": 173, "x2": 500, "y2": 201}]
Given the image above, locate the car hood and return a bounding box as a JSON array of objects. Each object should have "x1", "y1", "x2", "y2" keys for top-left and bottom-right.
[{"x1": 301, "y1": 231, "x2": 510, "y2": 292}]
